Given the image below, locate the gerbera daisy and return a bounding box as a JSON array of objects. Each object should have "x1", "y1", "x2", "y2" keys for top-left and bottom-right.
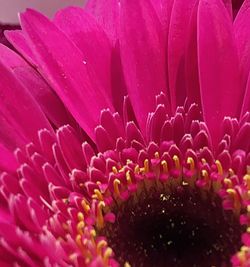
[{"x1": 0, "y1": 0, "x2": 250, "y2": 266}]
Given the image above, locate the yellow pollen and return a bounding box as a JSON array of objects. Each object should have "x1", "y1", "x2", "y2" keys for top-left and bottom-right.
[
  {"x1": 173, "y1": 155, "x2": 181, "y2": 170},
  {"x1": 201, "y1": 169, "x2": 209, "y2": 182},
  {"x1": 247, "y1": 205, "x2": 250, "y2": 213},
  {"x1": 113, "y1": 179, "x2": 121, "y2": 196},
  {"x1": 226, "y1": 189, "x2": 241, "y2": 212},
  {"x1": 81, "y1": 199, "x2": 90, "y2": 214},
  {"x1": 90, "y1": 229, "x2": 96, "y2": 238},
  {"x1": 76, "y1": 234, "x2": 83, "y2": 248},
  {"x1": 154, "y1": 152, "x2": 160, "y2": 159},
  {"x1": 112, "y1": 166, "x2": 118, "y2": 174},
  {"x1": 223, "y1": 178, "x2": 233, "y2": 188},
  {"x1": 126, "y1": 171, "x2": 132, "y2": 185},
  {"x1": 161, "y1": 160, "x2": 168, "y2": 173},
  {"x1": 96, "y1": 201, "x2": 105, "y2": 229},
  {"x1": 143, "y1": 159, "x2": 149, "y2": 173},
  {"x1": 77, "y1": 221, "x2": 85, "y2": 235},
  {"x1": 77, "y1": 212, "x2": 84, "y2": 221},
  {"x1": 215, "y1": 160, "x2": 223, "y2": 175},
  {"x1": 124, "y1": 262, "x2": 131, "y2": 267},
  {"x1": 187, "y1": 157, "x2": 195, "y2": 171},
  {"x1": 201, "y1": 158, "x2": 206, "y2": 164},
  {"x1": 229, "y1": 168, "x2": 234, "y2": 176},
  {"x1": 97, "y1": 240, "x2": 107, "y2": 255},
  {"x1": 134, "y1": 165, "x2": 140, "y2": 174},
  {"x1": 103, "y1": 247, "x2": 113, "y2": 265},
  {"x1": 93, "y1": 189, "x2": 103, "y2": 201},
  {"x1": 247, "y1": 227, "x2": 250, "y2": 234},
  {"x1": 244, "y1": 173, "x2": 250, "y2": 189},
  {"x1": 126, "y1": 159, "x2": 132, "y2": 165}
]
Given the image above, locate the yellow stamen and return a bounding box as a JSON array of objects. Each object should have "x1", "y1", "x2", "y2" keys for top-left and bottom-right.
[
  {"x1": 126, "y1": 171, "x2": 132, "y2": 185},
  {"x1": 124, "y1": 262, "x2": 131, "y2": 267},
  {"x1": 96, "y1": 201, "x2": 105, "y2": 229},
  {"x1": 227, "y1": 189, "x2": 241, "y2": 213},
  {"x1": 134, "y1": 165, "x2": 140, "y2": 174},
  {"x1": 229, "y1": 168, "x2": 234, "y2": 176},
  {"x1": 97, "y1": 240, "x2": 107, "y2": 255},
  {"x1": 77, "y1": 212, "x2": 84, "y2": 221},
  {"x1": 112, "y1": 166, "x2": 118, "y2": 174},
  {"x1": 244, "y1": 173, "x2": 250, "y2": 190},
  {"x1": 103, "y1": 247, "x2": 113, "y2": 265},
  {"x1": 77, "y1": 221, "x2": 85, "y2": 235},
  {"x1": 223, "y1": 178, "x2": 232, "y2": 188},
  {"x1": 161, "y1": 160, "x2": 168, "y2": 173},
  {"x1": 173, "y1": 155, "x2": 180, "y2": 170},
  {"x1": 93, "y1": 189, "x2": 103, "y2": 201},
  {"x1": 113, "y1": 179, "x2": 121, "y2": 197},
  {"x1": 154, "y1": 152, "x2": 160, "y2": 159},
  {"x1": 187, "y1": 157, "x2": 195, "y2": 171},
  {"x1": 201, "y1": 158, "x2": 206, "y2": 164},
  {"x1": 81, "y1": 199, "x2": 90, "y2": 214},
  {"x1": 143, "y1": 159, "x2": 149, "y2": 173},
  {"x1": 201, "y1": 169, "x2": 209, "y2": 182},
  {"x1": 76, "y1": 234, "x2": 83, "y2": 248},
  {"x1": 215, "y1": 160, "x2": 223, "y2": 175}
]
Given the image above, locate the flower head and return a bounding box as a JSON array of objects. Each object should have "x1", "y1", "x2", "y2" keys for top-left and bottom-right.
[{"x1": 0, "y1": 0, "x2": 250, "y2": 266}]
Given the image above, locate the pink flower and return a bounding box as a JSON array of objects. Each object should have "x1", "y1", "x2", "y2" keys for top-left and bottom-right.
[{"x1": 1, "y1": 0, "x2": 250, "y2": 266}]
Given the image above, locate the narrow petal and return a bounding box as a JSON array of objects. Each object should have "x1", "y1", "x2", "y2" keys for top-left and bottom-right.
[
  {"x1": 0, "y1": 144, "x2": 18, "y2": 173},
  {"x1": 0, "y1": 61, "x2": 53, "y2": 149},
  {"x1": 0, "y1": 44, "x2": 72, "y2": 128},
  {"x1": 185, "y1": 2, "x2": 201, "y2": 108},
  {"x1": 119, "y1": 0, "x2": 169, "y2": 132},
  {"x1": 234, "y1": 0, "x2": 250, "y2": 115},
  {"x1": 168, "y1": 0, "x2": 197, "y2": 112},
  {"x1": 54, "y1": 7, "x2": 112, "y2": 100},
  {"x1": 5, "y1": 30, "x2": 37, "y2": 66},
  {"x1": 20, "y1": 9, "x2": 114, "y2": 140},
  {"x1": 84, "y1": 0, "x2": 120, "y2": 44},
  {"x1": 198, "y1": 0, "x2": 242, "y2": 145}
]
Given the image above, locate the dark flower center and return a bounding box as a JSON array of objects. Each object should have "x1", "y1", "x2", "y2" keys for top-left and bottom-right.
[{"x1": 101, "y1": 184, "x2": 243, "y2": 267}]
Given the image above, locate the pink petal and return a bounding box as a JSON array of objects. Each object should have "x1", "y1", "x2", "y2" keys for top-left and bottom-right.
[
  {"x1": 54, "y1": 7, "x2": 112, "y2": 100},
  {"x1": 84, "y1": 0, "x2": 120, "y2": 45},
  {"x1": 150, "y1": 0, "x2": 174, "y2": 36},
  {"x1": 168, "y1": 0, "x2": 197, "y2": 112},
  {"x1": 119, "y1": 0, "x2": 169, "y2": 133},
  {"x1": 20, "y1": 9, "x2": 114, "y2": 141},
  {"x1": 184, "y1": 2, "x2": 201, "y2": 108},
  {"x1": 197, "y1": 0, "x2": 242, "y2": 146},
  {"x1": 5, "y1": 30, "x2": 37, "y2": 66},
  {"x1": 0, "y1": 144, "x2": 18, "y2": 173},
  {"x1": 0, "y1": 60, "x2": 53, "y2": 149},
  {"x1": 0, "y1": 44, "x2": 73, "y2": 128},
  {"x1": 223, "y1": 0, "x2": 233, "y2": 18},
  {"x1": 234, "y1": 0, "x2": 250, "y2": 115}
]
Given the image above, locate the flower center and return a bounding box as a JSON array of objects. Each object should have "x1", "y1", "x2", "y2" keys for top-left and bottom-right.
[{"x1": 101, "y1": 184, "x2": 243, "y2": 267}]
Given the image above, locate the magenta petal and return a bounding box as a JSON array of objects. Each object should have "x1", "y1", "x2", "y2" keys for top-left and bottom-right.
[
  {"x1": 184, "y1": 2, "x2": 201, "y2": 108},
  {"x1": 54, "y1": 7, "x2": 112, "y2": 100},
  {"x1": 198, "y1": 0, "x2": 242, "y2": 146},
  {"x1": 234, "y1": 0, "x2": 250, "y2": 85},
  {"x1": 5, "y1": 30, "x2": 37, "y2": 66},
  {"x1": 20, "y1": 9, "x2": 114, "y2": 141},
  {"x1": 0, "y1": 144, "x2": 18, "y2": 172},
  {"x1": 168, "y1": 0, "x2": 197, "y2": 112},
  {"x1": 0, "y1": 60, "x2": 53, "y2": 149},
  {"x1": 85, "y1": 0, "x2": 120, "y2": 44},
  {"x1": 223, "y1": 0, "x2": 233, "y2": 18},
  {"x1": 0, "y1": 44, "x2": 73, "y2": 128},
  {"x1": 150, "y1": 0, "x2": 174, "y2": 36},
  {"x1": 119, "y1": 0, "x2": 169, "y2": 132},
  {"x1": 234, "y1": 0, "x2": 250, "y2": 115}
]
